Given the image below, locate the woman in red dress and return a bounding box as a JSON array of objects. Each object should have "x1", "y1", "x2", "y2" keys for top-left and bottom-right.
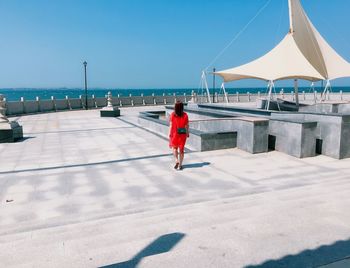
[{"x1": 169, "y1": 101, "x2": 189, "y2": 170}]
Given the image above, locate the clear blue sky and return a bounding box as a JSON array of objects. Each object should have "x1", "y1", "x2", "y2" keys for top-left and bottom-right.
[{"x1": 0, "y1": 0, "x2": 350, "y2": 89}]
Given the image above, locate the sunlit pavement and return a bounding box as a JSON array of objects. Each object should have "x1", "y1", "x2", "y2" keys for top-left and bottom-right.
[{"x1": 1, "y1": 107, "x2": 350, "y2": 268}]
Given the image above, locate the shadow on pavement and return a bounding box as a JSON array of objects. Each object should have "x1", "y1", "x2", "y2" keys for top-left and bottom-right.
[
  {"x1": 182, "y1": 162, "x2": 210, "y2": 169},
  {"x1": 16, "y1": 136, "x2": 36, "y2": 142},
  {"x1": 245, "y1": 239, "x2": 350, "y2": 268},
  {"x1": 0, "y1": 153, "x2": 173, "y2": 175},
  {"x1": 100, "y1": 232, "x2": 185, "y2": 268}
]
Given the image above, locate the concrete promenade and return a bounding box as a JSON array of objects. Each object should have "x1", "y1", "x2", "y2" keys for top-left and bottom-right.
[{"x1": 1, "y1": 107, "x2": 350, "y2": 267}]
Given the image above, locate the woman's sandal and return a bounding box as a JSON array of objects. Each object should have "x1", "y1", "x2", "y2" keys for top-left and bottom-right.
[
  {"x1": 178, "y1": 165, "x2": 183, "y2": 170},
  {"x1": 174, "y1": 162, "x2": 179, "y2": 169}
]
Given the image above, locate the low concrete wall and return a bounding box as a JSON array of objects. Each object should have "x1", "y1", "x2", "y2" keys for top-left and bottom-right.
[
  {"x1": 299, "y1": 103, "x2": 350, "y2": 114},
  {"x1": 55, "y1": 99, "x2": 69, "y2": 110},
  {"x1": 69, "y1": 98, "x2": 83, "y2": 110},
  {"x1": 40, "y1": 100, "x2": 55, "y2": 112},
  {"x1": 111, "y1": 97, "x2": 119, "y2": 106},
  {"x1": 6, "y1": 101, "x2": 24, "y2": 115},
  {"x1": 143, "y1": 96, "x2": 155, "y2": 105},
  {"x1": 24, "y1": 101, "x2": 39, "y2": 114},
  {"x1": 4, "y1": 92, "x2": 350, "y2": 116},
  {"x1": 95, "y1": 97, "x2": 107, "y2": 108},
  {"x1": 138, "y1": 111, "x2": 237, "y2": 152},
  {"x1": 119, "y1": 97, "x2": 132, "y2": 106},
  {"x1": 165, "y1": 95, "x2": 176, "y2": 105}
]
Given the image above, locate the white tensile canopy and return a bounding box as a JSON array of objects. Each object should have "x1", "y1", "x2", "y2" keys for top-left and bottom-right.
[{"x1": 215, "y1": 0, "x2": 350, "y2": 83}]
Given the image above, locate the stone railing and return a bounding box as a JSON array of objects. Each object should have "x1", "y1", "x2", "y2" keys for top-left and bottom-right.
[{"x1": 3, "y1": 91, "x2": 350, "y2": 116}]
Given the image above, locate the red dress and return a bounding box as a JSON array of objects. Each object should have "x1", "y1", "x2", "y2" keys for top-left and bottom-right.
[{"x1": 169, "y1": 112, "x2": 189, "y2": 150}]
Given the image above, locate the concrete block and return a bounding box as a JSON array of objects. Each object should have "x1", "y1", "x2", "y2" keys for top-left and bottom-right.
[
  {"x1": 199, "y1": 132, "x2": 237, "y2": 152},
  {"x1": 0, "y1": 121, "x2": 23, "y2": 143},
  {"x1": 100, "y1": 107, "x2": 120, "y2": 117},
  {"x1": 269, "y1": 119, "x2": 317, "y2": 158},
  {"x1": 340, "y1": 116, "x2": 350, "y2": 159},
  {"x1": 183, "y1": 116, "x2": 268, "y2": 154},
  {"x1": 338, "y1": 103, "x2": 350, "y2": 114}
]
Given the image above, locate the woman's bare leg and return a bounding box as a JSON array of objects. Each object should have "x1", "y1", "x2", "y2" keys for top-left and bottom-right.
[
  {"x1": 179, "y1": 149, "x2": 185, "y2": 168},
  {"x1": 173, "y1": 148, "x2": 179, "y2": 165}
]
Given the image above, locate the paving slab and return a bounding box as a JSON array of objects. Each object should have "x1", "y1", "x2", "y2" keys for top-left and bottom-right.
[{"x1": 0, "y1": 107, "x2": 350, "y2": 267}]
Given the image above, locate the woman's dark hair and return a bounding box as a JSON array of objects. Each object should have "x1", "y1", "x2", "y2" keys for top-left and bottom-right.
[{"x1": 174, "y1": 101, "x2": 184, "y2": 117}]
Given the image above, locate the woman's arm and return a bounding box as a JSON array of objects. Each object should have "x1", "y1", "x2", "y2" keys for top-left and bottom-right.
[
  {"x1": 168, "y1": 113, "x2": 173, "y2": 138},
  {"x1": 169, "y1": 122, "x2": 172, "y2": 138},
  {"x1": 185, "y1": 113, "x2": 189, "y2": 137}
]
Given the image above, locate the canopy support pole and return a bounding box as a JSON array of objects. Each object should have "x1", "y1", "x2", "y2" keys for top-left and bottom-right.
[
  {"x1": 266, "y1": 80, "x2": 273, "y2": 110},
  {"x1": 265, "y1": 80, "x2": 280, "y2": 111},
  {"x1": 201, "y1": 71, "x2": 211, "y2": 104},
  {"x1": 321, "y1": 80, "x2": 331, "y2": 102},
  {"x1": 294, "y1": 79, "x2": 299, "y2": 110},
  {"x1": 220, "y1": 83, "x2": 229, "y2": 104},
  {"x1": 310, "y1": 82, "x2": 316, "y2": 103}
]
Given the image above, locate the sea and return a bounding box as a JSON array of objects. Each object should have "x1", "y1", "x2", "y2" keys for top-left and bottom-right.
[{"x1": 0, "y1": 87, "x2": 349, "y2": 101}]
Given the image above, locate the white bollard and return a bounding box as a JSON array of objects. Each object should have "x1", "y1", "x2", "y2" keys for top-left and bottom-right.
[{"x1": 51, "y1": 96, "x2": 57, "y2": 111}]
